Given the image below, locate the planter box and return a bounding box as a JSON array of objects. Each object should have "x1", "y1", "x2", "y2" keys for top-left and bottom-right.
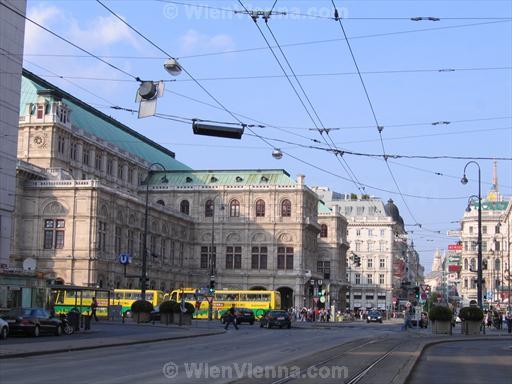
[
  {"x1": 432, "y1": 320, "x2": 452, "y2": 335},
  {"x1": 133, "y1": 312, "x2": 151, "y2": 324},
  {"x1": 172, "y1": 312, "x2": 193, "y2": 326},
  {"x1": 160, "y1": 313, "x2": 173, "y2": 325},
  {"x1": 462, "y1": 320, "x2": 481, "y2": 335}
]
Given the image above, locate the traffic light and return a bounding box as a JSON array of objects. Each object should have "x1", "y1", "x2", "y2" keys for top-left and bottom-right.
[
  {"x1": 414, "y1": 286, "x2": 420, "y2": 300},
  {"x1": 208, "y1": 280, "x2": 215, "y2": 295}
]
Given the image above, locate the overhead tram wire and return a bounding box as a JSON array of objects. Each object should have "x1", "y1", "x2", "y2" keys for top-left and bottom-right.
[
  {"x1": 332, "y1": 0, "x2": 422, "y2": 226},
  {"x1": 95, "y1": 0, "x2": 244, "y2": 127},
  {"x1": 237, "y1": 0, "x2": 370, "y2": 198},
  {"x1": 0, "y1": 1, "x2": 140, "y2": 83}
]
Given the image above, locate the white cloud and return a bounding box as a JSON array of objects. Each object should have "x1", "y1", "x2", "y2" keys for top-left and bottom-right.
[
  {"x1": 24, "y1": 4, "x2": 64, "y2": 54},
  {"x1": 179, "y1": 29, "x2": 235, "y2": 55}
]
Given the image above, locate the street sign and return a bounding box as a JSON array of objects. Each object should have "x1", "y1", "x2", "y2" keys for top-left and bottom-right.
[
  {"x1": 448, "y1": 244, "x2": 463, "y2": 251},
  {"x1": 313, "y1": 296, "x2": 320, "y2": 304},
  {"x1": 420, "y1": 293, "x2": 427, "y2": 300},
  {"x1": 205, "y1": 295, "x2": 214, "y2": 304},
  {"x1": 119, "y1": 254, "x2": 131, "y2": 265}
]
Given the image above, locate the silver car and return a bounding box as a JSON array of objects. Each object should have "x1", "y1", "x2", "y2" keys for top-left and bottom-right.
[{"x1": 0, "y1": 317, "x2": 9, "y2": 339}]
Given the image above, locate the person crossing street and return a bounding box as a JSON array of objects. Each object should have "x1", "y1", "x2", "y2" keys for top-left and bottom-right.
[{"x1": 224, "y1": 304, "x2": 239, "y2": 330}]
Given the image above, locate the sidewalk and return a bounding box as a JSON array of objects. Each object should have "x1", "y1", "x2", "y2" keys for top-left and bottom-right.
[{"x1": 0, "y1": 321, "x2": 224, "y2": 359}]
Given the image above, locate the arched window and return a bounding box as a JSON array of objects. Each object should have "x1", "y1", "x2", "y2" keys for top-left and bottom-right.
[
  {"x1": 205, "y1": 200, "x2": 214, "y2": 217},
  {"x1": 470, "y1": 258, "x2": 476, "y2": 271},
  {"x1": 230, "y1": 200, "x2": 240, "y2": 217},
  {"x1": 180, "y1": 200, "x2": 190, "y2": 215},
  {"x1": 281, "y1": 199, "x2": 291, "y2": 217},
  {"x1": 255, "y1": 199, "x2": 265, "y2": 217},
  {"x1": 320, "y1": 224, "x2": 328, "y2": 238},
  {"x1": 464, "y1": 258, "x2": 468, "y2": 270}
]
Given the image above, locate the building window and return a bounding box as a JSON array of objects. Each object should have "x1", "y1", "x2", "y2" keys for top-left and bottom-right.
[
  {"x1": 344, "y1": 206, "x2": 353, "y2": 215},
  {"x1": 70, "y1": 142, "x2": 78, "y2": 161},
  {"x1": 469, "y1": 226, "x2": 473, "y2": 234},
  {"x1": 356, "y1": 229, "x2": 361, "y2": 236},
  {"x1": 317, "y1": 261, "x2": 330, "y2": 276},
  {"x1": 179, "y1": 242, "x2": 184, "y2": 266},
  {"x1": 496, "y1": 225, "x2": 500, "y2": 234},
  {"x1": 470, "y1": 241, "x2": 476, "y2": 251},
  {"x1": 355, "y1": 274, "x2": 361, "y2": 285},
  {"x1": 106, "y1": 158, "x2": 113, "y2": 175},
  {"x1": 367, "y1": 258, "x2": 373, "y2": 269},
  {"x1": 127, "y1": 168, "x2": 133, "y2": 184},
  {"x1": 83, "y1": 148, "x2": 90, "y2": 166},
  {"x1": 161, "y1": 239, "x2": 167, "y2": 262},
  {"x1": 380, "y1": 229, "x2": 385, "y2": 236},
  {"x1": 229, "y1": 200, "x2": 240, "y2": 217},
  {"x1": 115, "y1": 226, "x2": 122, "y2": 255},
  {"x1": 470, "y1": 258, "x2": 476, "y2": 271},
  {"x1": 36, "y1": 104, "x2": 44, "y2": 119},
  {"x1": 367, "y1": 274, "x2": 373, "y2": 285},
  {"x1": 379, "y1": 258, "x2": 385, "y2": 269},
  {"x1": 200, "y1": 246, "x2": 216, "y2": 269},
  {"x1": 320, "y1": 224, "x2": 328, "y2": 238},
  {"x1": 482, "y1": 226, "x2": 487, "y2": 234},
  {"x1": 464, "y1": 278, "x2": 468, "y2": 288},
  {"x1": 277, "y1": 247, "x2": 293, "y2": 270},
  {"x1": 95, "y1": 152, "x2": 102, "y2": 170},
  {"x1": 281, "y1": 199, "x2": 291, "y2": 217},
  {"x1": 482, "y1": 242, "x2": 487, "y2": 252},
  {"x1": 226, "y1": 246, "x2": 242, "y2": 269},
  {"x1": 357, "y1": 207, "x2": 364, "y2": 215},
  {"x1": 251, "y1": 246, "x2": 267, "y2": 269},
  {"x1": 367, "y1": 242, "x2": 373, "y2": 252},
  {"x1": 379, "y1": 274, "x2": 385, "y2": 285},
  {"x1": 180, "y1": 200, "x2": 190, "y2": 215},
  {"x1": 255, "y1": 199, "x2": 265, "y2": 217},
  {"x1": 368, "y1": 229, "x2": 373, "y2": 236},
  {"x1": 470, "y1": 278, "x2": 476, "y2": 289},
  {"x1": 464, "y1": 258, "x2": 468, "y2": 270},
  {"x1": 495, "y1": 258, "x2": 500, "y2": 271},
  {"x1": 43, "y1": 219, "x2": 65, "y2": 249},
  {"x1": 57, "y1": 136, "x2": 65, "y2": 154},
  {"x1": 127, "y1": 230, "x2": 134, "y2": 256},
  {"x1": 98, "y1": 221, "x2": 107, "y2": 251},
  {"x1": 118, "y1": 163, "x2": 124, "y2": 180},
  {"x1": 355, "y1": 242, "x2": 361, "y2": 252},
  {"x1": 205, "y1": 200, "x2": 214, "y2": 217}
]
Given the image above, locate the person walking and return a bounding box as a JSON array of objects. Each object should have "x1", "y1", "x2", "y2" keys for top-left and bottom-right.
[
  {"x1": 506, "y1": 312, "x2": 512, "y2": 334},
  {"x1": 224, "y1": 305, "x2": 239, "y2": 330},
  {"x1": 402, "y1": 307, "x2": 413, "y2": 331},
  {"x1": 91, "y1": 297, "x2": 99, "y2": 322}
]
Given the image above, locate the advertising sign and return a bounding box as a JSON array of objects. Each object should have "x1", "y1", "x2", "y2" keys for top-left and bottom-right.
[{"x1": 448, "y1": 244, "x2": 463, "y2": 251}]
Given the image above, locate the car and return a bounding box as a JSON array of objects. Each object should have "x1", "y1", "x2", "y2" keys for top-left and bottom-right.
[
  {"x1": 0, "y1": 318, "x2": 9, "y2": 339},
  {"x1": 259, "y1": 310, "x2": 291, "y2": 329},
  {"x1": 366, "y1": 310, "x2": 383, "y2": 323},
  {"x1": 221, "y1": 308, "x2": 255, "y2": 325},
  {"x1": 2, "y1": 308, "x2": 63, "y2": 337}
]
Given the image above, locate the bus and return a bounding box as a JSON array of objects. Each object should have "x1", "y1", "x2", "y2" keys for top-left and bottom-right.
[
  {"x1": 169, "y1": 289, "x2": 281, "y2": 319},
  {"x1": 113, "y1": 289, "x2": 164, "y2": 316},
  {"x1": 50, "y1": 285, "x2": 112, "y2": 318}
]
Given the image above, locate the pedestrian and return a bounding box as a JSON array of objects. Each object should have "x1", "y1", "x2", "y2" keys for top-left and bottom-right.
[
  {"x1": 402, "y1": 307, "x2": 413, "y2": 331},
  {"x1": 224, "y1": 305, "x2": 239, "y2": 330},
  {"x1": 506, "y1": 312, "x2": 512, "y2": 334},
  {"x1": 91, "y1": 297, "x2": 99, "y2": 322}
]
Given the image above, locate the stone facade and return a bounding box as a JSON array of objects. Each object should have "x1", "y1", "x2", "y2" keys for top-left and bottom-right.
[
  {"x1": 0, "y1": 0, "x2": 26, "y2": 266},
  {"x1": 10, "y1": 71, "x2": 349, "y2": 310}
]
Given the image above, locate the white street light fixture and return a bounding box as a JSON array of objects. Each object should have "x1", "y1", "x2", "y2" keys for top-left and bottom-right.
[
  {"x1": 272, "y1": 148, "x2": 283, "y2": 160},
  {"x1": 164, "y1": 58, "x2": 182, "y2": 76}
]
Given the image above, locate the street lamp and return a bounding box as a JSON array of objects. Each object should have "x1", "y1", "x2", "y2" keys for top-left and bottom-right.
[
  {"x1": 461, "y1": 161, "x2": 483, "y2": 308},
  {"x1": 141, "y1": 162, "x2": 166, "y2": 301},
  {"x1": 207, "y1": 194, "x2": 224, "y2": 320}
]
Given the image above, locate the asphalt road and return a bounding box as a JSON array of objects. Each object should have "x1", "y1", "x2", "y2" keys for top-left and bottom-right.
[
  {"x1": 0, "y1": 322, "x2": 402, "y2": 384},
  {"x1": 407, "y1": 339, "x2": 512, "y2": 384}
]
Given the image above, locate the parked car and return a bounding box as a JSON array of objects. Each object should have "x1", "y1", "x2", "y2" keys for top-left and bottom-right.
[
  {"x1": 0, "y1": 318, "x2": 9, "y2": 339},
  {"x1": 2, "y1": 308, "x2": 63, "y2": 337},
  {"x1": 259, "y1": 310, "x2": 291, "y2": 329},
  {"x1": 366, "y1": 310, "x2": 383, "y2": 323},
  {"x1": 221, "y1": 308, "x2": 255, "y2": 325}
]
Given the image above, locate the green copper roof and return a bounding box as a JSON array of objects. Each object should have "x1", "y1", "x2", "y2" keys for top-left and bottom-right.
[
  {"x1": 147, "y1": 169, "x2": 296, "y2": 186},
  {"x1": 318, "y1": 201, "x2": 332, "y2": 214},
  {"x1": 20, "y1": 69, "x2": 190, "y2": 171},
  {"x1": 470, "y1": 200, "x2": 509, "y2": 211}
]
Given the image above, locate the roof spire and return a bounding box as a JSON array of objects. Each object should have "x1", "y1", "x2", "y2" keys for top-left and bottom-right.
[{"x1": 487, "y1": 160, "x2": 501, "y2": 202}]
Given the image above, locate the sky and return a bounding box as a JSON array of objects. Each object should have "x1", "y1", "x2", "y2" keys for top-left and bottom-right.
[{"x1": 15, "y1": 0, "x2": 512, "y2": 272}]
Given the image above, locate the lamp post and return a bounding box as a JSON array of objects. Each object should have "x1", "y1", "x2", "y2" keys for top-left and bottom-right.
[
  {"x1": 141, "y1": 162, "x2": 165, "y2": 301},
  {"x1": 207, "y1": 194, "x2": 223, "y2": 320},
  {"x1": 461, "y1": 161, "x2": 482, "y2": 308}
]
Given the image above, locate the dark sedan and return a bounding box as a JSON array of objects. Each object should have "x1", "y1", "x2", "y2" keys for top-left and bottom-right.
[
  {"x1": 260, "y1": 310, "x2": 291, "y2": 329},
  {"x1": 366, "y1": 310, "x2": 383, "y2": 323},
  {"x1": 221, "y1": 308, "x2": 255, "y2": 325},
  {"x1": 2, "y1": 308, "x2": 63, "y2": 337}
]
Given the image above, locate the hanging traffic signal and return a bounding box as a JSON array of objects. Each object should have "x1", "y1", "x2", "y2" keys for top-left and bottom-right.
[{"x1": 414, "y1": 286, "x2": 420, "y2": 299}]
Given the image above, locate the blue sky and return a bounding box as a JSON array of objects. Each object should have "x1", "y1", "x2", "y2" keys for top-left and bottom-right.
[{"x1": 20, "y1": 0, "x2": 512, "y2": 271}]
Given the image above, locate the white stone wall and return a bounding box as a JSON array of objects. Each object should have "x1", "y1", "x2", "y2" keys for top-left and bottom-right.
[{"x1": 0, "y1": 0, "x2": 26, "y2": 266}]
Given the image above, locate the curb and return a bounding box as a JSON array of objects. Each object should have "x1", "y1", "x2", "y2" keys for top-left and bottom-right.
[
  {"x1": 393, "y1": 334, "x2": 512, "y2": 384},
  {"x1": 0, "y1": 330, "x2": 225, "y2": 360}
]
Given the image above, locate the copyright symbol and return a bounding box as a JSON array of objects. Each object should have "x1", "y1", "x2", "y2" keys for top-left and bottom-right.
[
  {"x1": 163, "y1": 4, "x2": 178, "y2": 19},
  {"x1": 162, "y1": 362, "x2": 179, "y2": 379}
]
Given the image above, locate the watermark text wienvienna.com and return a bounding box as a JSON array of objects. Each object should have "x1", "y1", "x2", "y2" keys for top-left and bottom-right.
[{"x1": 162, "y1": 361, "x2": 348, "y2": 380}]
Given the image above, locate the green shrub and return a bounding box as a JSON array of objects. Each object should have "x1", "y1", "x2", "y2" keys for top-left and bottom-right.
[
  {"x1": 459, "y1": 306, "x2": 484, "y2": 322},
  {"x1": 131, "y1": 300, "x2": 153, "y2": 313},
  {"x1": 183, "y1": 302, "x2": 195, "y2": 314},
  {"x1": 159, "y1": 300, "x2": 177, "y2": 314},
  {"x1": 170, "y1": 301, "x2": 195, "y2": 314},
  {"x1": 428, "y1": 305, "x2": 453, "y2": 321}
]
